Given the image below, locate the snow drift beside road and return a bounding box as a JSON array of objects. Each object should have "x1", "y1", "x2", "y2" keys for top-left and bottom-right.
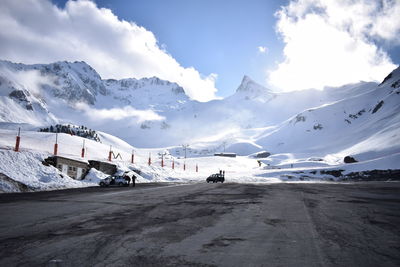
[{"x1": 0, "y1": 149, "x2": 93, "y2": 191}]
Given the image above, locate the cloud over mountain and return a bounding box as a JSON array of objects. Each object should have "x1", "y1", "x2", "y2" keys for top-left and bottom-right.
[
  {"x1": 0, "y1": 0, "x2": 218, "y2": 101},
  {"x1": 268, "y1": 0, "x2": 399, "y2": 92}
]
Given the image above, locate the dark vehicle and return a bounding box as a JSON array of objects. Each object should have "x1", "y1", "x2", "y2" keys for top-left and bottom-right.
[
  {"x1": 99, "y1": 176, "x2": 129, "y2": 187},
  {"x1": 206, "y1": 173, "x2": 225, "y2": 183}
]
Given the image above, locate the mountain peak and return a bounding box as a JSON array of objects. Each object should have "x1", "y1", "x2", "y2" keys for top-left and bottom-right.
[
  {"x1": 380, "y1": 66, "x2": 400, "y2": 87},
  {"x1": 236, "y1": 75, "x2": 255, "y2": 92},
  {"x1": 235, "y1": 75, "x2": 273, "y2": 98}
]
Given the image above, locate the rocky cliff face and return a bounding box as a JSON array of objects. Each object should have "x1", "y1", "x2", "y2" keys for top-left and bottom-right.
[
  {"x1": 36, "y1": 61, "x2": 108, "y2": 105},
  {"x1": 0, "y1": 60, "x2": 107, "y2": 105}
]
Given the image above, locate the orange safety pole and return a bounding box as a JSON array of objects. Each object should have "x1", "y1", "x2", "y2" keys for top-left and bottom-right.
[
  {"x1": 161, "y1": 154, "x2": 164, "y2": 167},
  {"x1": 81, "y1": 140, "x2": 85, "y2": 158},
  {"x1": 14, "y1": 128, "x2": 21, "y2": 152},
  {"x1": 53, "y1": 133, "x2": 58, "y2": 156},
  {"x1": 172, "y1": 159, "x2": 174, "y2": 169},
  {"x1": 108, "y1": 145, "x2": 112, "y2": 161}
]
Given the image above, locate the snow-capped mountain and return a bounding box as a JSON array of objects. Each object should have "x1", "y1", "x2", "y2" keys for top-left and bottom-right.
[
  {"x1": 235, "y1": 75, "x2": 275, "y2": 99},
  {"x1": 255, "y1": 66, "x2": 400, "y2": 164},
  {"x1": 0, "y1": 60, "x2": 106, "y2": 104},
  {"x1": 0, "y1": 60, "x2": 192, "y2": 145},
  {"x1": 0, "y1": 65, "x2": 57, "y2": 127},
  {"x1": 103, "y1": 77, "x2": 188, "y2": 108},
  {"x1": 1, "y1": 59, "x2": 399, "y2": 192},
  {"x1": 0, "y1": 59, "x2": 399, "y2": 167}
]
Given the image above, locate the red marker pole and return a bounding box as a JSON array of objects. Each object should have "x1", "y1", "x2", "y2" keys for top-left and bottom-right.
[
  {"x1": 14, "y1": 128, "x2": 21, "y2": 152},
  {"x1": 81, "y1": 140, "x2": 85, "y2": 158},
  {"x1": 172, "y1": 159, "x2": 175, "y2": 169},
  {"x1": 148, "y1": 153, "x2": 151, "y2": 165},
  {"x1": 131, "y1": 151, "x2": 134, "y2": 164},
  {"x1": 161, "y1": 154, "x2": 164, "y2": 168},
  {"x1": 53, "y1": 133, "x2": 58, "y2": 156},
  {"x1": 108, "y1": 145, "x2": 112, "y2": 161}
]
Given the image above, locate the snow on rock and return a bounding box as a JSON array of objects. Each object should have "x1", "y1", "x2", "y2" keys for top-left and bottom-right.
[
  {"x1": 0, "y1": 172, "x2": 33, "y2": 193},
  {"x1": 235, "y1": 75, "x2": 275, "y2": 99}
]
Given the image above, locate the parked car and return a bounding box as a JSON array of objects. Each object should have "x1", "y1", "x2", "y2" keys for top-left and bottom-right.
[
  {"x1": 206, "y1": 173, "x2": 225, "y2": 183},
  {"x1": 99, "y1": 176, "x2": 129, "y2": 187}
]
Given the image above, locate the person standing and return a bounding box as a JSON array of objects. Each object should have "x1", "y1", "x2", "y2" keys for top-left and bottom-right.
[
  {"x1": 132, "y1": 174, "x2": 136, "y2": 187},
  {"x1": 124, "y1": 175, "x2": 130, "y2": 186}
]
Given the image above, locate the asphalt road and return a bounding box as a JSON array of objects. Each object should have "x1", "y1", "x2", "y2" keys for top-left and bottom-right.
[{"x1": 0, "y1": 182, "x2": 399, "y2": 267}]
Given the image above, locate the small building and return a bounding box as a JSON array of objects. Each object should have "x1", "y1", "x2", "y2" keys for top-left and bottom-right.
[
  {"x1": 45, "y1": 156, "x2": 89, "y2": 180},
  {"x1": 214, "y1": 153, "x2": 237, "y2": 158},
  {"x1": 88, "y1": 160, "x2": 117, "y2": 175}
]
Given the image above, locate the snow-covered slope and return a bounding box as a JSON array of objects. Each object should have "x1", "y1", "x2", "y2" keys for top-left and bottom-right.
[
  {"x1": 0, "y1": 61, "x2": 399, "y2": 192},
  {"x1": 1, "y1": 59, "x2": 380, "y2": 148},
  {"x1": 256, "y1": 66, "x2": 400, "y2": 164},
  {"x1": 0, "y1": 66, "x2": 57, "y2": 127},
  {"x1": 0, "y1": 60, "x2": 193, "y2": 146},
  {"x1": 0, "y1": 59, "x2": 399, "y2": 168},
  {"x1": 0, "y1": 127, "x2": 272, "y2": 192}
]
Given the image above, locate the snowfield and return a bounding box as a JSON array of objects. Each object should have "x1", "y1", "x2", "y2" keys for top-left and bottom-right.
[
  {"x1": 0, "y1": 60, "x2": 399, "y2": 192},
  {"x1": 0, "y1": 128, "x2": 280, "y2": 192},
  {"x1": 0, "y1": 126, "x2": 399, "y2": 192}
]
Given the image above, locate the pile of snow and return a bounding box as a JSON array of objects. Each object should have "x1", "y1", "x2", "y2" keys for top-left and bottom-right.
[
  {"x1": 84, "y1": 168, "x2": 109, "y2": 184},
  {"x1": 0, "y1": 149, "x2": 95, "y2": 191}
]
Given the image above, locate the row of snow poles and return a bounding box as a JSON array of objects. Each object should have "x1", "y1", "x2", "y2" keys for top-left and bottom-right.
[
  {"x1": 14, "y1": 129, "x2": 86, "y2": 157},
  {"x1": 106, "y1": 146, "x2": 199, "y2": 171},
  {"x1": 146, "y1": 152, "x2": 198, "y2": 172},
  {"x1": 13, "y1": 129, "x2": 86, "y2": 158},
  {"x1": 13, "y1": 129, "x2": 198, "y2": 171}
]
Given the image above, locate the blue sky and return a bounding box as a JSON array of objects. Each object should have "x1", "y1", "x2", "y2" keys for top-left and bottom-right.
[
  {"x1": 1, "y1": 0, "x2": 399, "y2": 101},
  {"x1": 52, "y1": 0, "x2": 287, "y2": 98}
]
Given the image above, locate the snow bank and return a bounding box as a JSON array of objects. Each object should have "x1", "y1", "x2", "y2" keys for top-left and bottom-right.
[
  {"x1": 0, "y1": 149, "x2": 96, "y2": 192},
  {"x1": 84, "y1": 168, "x2": 109, "y2": 184}
]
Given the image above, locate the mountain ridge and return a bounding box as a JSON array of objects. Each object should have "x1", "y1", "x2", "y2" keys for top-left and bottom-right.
[{"x1": 1, "y1": 59, "x2": 399, "y2": 164}]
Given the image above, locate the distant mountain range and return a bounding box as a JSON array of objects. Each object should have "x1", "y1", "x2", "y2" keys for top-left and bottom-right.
[{"x1": 1, "y1": 59, "x2": 399, "y2": 165}]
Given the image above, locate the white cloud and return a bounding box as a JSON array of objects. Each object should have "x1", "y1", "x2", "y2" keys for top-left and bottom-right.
[
  {"x1": 0, "y1": 0, "x2": 218, "y2": 101},
  {"x1": 268, "y1": 0, "x2": 399, "y2": 92},
  {"x1": 0, "y1": 67, "x2": 55, "y2": 96},
  {"x1": 75, "y1": 103, "x2": 165, "y2": 123},
  {"x1": 258, "y1": 46, "x2": 267, "y2": 53}
]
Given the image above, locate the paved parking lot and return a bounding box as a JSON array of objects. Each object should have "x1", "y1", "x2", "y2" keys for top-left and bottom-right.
[{"x1": 0, "y1": 182, "x2": 399, "y2": 266}]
